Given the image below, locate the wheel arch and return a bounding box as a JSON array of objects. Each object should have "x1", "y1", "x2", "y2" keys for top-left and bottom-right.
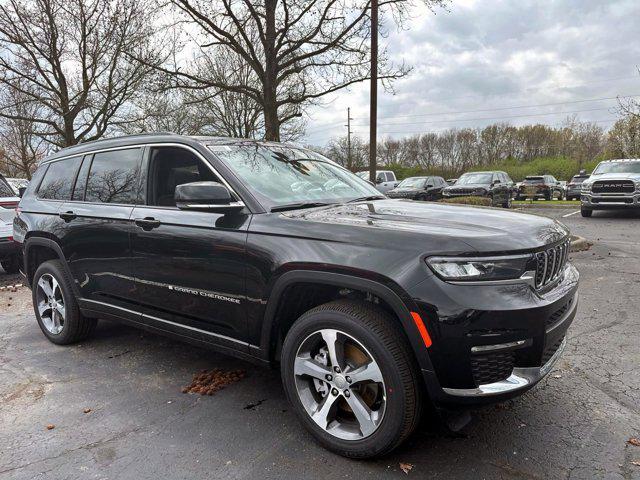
[
  {"x1": 259, "y1": 270, "x2": 435, "y2": 374},
  {"x1": 23, "y1": 236, "x2": 78, "y2": 295}
]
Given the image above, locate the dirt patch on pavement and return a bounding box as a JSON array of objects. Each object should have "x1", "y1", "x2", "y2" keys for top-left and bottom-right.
[{"x1": 182, "y1": 368, "x2": 246, "y2": 396}]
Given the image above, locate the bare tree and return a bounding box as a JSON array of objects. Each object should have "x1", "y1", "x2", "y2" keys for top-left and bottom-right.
[
  {"x1": 0, "y1": 84, "x2": 48, "y2": 178},
  {"x1": 0, "y1": 0, "x2": 162, "y2": 148},
  {"x1": 607, "y1": 114, "x2": 640, "y2": 158},
  {"x1": 149, "y1": 0, "x2": 447, "y2": 142}
]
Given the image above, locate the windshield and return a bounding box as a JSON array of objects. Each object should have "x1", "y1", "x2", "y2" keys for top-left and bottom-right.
[
  {"x1": 457, "y1": 173, "x2": 493, "y2": 185},
  {"x1": 397, "y1": 177, "x2": 426, "y2": 188},
  {"x1": 593, "y1": 161, "x2": 640, "y2": 174},
  {"x1": 0, "y1": 177, "x2": 15, "y2": 197},
  {"x1": 209, "y1": 145, "x2": 382, "y2": 209},
  {"x1": 570, "y1": 176, "x2": 588, "y2": 184}
]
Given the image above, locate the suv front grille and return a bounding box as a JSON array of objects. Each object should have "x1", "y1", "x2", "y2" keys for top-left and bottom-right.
[
  {"x1": 535, "y1": 240, "x2": 570, "y2": 289},
  {"x1": 471, "y1": 351, "x2": 515, "y2": 386},
  {"x1": 592, "y1": 180, "x2": 634, "y2": 194},
  {"x1": 542, "y1": 336, "x2": 565, "y2": 365}
]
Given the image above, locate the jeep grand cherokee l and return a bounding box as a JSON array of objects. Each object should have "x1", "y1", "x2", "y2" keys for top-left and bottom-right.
[
  {"x1": 14, "y1": 134, "x2": 579, "y2": 458},
  {"x1": 580, "y1": 159, "x2": 640, "y2": 217}
]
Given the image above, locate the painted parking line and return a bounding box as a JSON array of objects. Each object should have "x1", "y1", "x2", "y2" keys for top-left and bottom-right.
[{"x1": 563, "y1": 210, "x2": 581, "y2": 218}]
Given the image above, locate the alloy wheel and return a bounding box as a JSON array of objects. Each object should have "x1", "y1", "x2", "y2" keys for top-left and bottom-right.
[
  {"x1": 293, "y1": 328, "x2": 386, "y2": 440},
  {"x1": 36, "y1": 273, "x2": 65, "y2": 335}
]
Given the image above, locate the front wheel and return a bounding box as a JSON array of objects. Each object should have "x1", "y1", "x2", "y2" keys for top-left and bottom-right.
[
  {"x1": 502, "y1": 196, "x2": 512, "y2": 208},
  {"x1": 581, "y1": 206, "x2": 593, "y2": 217},
  {"x1": 281, "y1": 300, "x2": 422, "y2": 458}
]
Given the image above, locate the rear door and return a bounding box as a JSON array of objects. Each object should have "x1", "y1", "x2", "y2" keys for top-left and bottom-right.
[
  {"x1": 130, "y1": 145, "x2": 250, "y2": 350},
  {"x1": 59, "y1": 147, "x2": 144, "y2": 314}
]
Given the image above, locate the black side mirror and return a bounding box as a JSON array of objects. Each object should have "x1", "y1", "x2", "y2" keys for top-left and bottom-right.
[
  {"x1": 492, "y1": 179, "x2": 500, "y2": 185},
  {"x1": 175, "y1": 181, "x2": 244, "y2": 213},
  {"x1": 376, "y1": 177, "x2": 383, "y2": 184},
  {"x1": 18, "y1": 187, "x2": 26, "y2": 198}
]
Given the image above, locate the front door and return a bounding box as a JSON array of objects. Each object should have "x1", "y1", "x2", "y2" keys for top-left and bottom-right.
[{"x1": 130, "y1": 146, "x2": 251, "y2": 351}]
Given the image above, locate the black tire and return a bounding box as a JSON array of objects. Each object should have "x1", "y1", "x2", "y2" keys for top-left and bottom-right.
[
  {"x1": 32, "y1": 260, "x2": 97, "y2": 345},
  {"x1": 581, "y1": 207, "x2": 593, "y2": 218},
  {"x1": 502, "y1": 196, "x2": 512, "y2": 209},
  {"x1": 545, "y1": 191, "x2": 551, "y2": 201},
  {"x1": 281, "y1": 299, "x2": 422, "y2": 458},
  {"x1": 1, "y1": 255, "x2": 20, "y2": 274}
]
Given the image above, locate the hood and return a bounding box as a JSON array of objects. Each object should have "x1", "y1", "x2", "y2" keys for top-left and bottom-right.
[
  {"x1": 283, "y1": 199, "x2": 568, "y2": 253},
  {"x1": 588, "y1": 172, "x2": 640, "y2": 181},
  {"x1": 444, "y1": 183, "x2": 489, "y2": 190}
]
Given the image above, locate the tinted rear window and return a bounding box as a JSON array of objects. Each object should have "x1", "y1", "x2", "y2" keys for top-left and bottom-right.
[
  {"x1": 38, "y1": 157, "x2": 83, "y2": 200},
  {"x1": 85, "y1": 148, "x2": 143, "y2": 204},
  {"x1": 0, "y1": 177, "x2": 14, "y2": 197},
  {"x1": 523, "y1": 177, "x2": 544, "y2": 184}
]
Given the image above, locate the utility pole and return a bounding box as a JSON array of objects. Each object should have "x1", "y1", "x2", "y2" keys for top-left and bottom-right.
[
  {"x1": 346, "y1": 107, "x2": 353, "y2": 169},
  {"x1": 369, "y1": 0, "x2": 378, "y2": 184}
]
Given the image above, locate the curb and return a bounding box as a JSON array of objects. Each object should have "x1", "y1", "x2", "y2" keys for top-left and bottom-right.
[
  {"x1": 514, "y1": 203, "x2": 581, "y2": 209},
  {"x1": 570, "y1": 235, "x2": 591, "y2": 252}
]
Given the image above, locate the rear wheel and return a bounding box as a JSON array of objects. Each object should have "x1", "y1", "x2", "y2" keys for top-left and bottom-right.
[
  {"x1": 502, "y1": 195, "x2": 512, "y2": 208},
  {"x1": 1, "y1": 254, "x2": 20, "y2": 274},
  {"x1": 581, "y1": 206, "x2": 593, "y2": 217},
  {"x1": 281, "y1": 299, "x2": 422, "y2": 458},
  {"x1": 32, "y1": 260, "x2": 97, "y2": 344}
]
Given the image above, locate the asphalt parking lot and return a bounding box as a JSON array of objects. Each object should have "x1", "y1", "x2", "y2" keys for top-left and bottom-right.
[{"x1": 1, "y1": 206, "x2": 639, "y2": 480}]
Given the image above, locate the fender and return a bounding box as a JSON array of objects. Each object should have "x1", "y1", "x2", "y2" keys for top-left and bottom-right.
[
  {"x1": 258, "y1": 269, "x2": 437, "y2": 376},
  {"x1": 23, "y1": 236, "x2": 81, "y2": 296}
]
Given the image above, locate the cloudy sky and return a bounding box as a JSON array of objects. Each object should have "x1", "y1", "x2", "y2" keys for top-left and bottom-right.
[{"x1": 301, "y1": 0, "x2": 640, "y2": 147}]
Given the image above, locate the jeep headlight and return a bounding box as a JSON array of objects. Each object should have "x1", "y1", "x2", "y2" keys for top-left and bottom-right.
[{"x1": 426, "y1": 254, "x2": 531, "y2": 281}]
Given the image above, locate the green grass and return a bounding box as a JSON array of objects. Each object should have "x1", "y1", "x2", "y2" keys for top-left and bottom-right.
[{"x1": 439, "y1": 196, "x2": 493, "y2": 206}]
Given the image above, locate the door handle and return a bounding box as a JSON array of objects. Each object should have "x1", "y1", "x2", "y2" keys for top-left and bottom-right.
[
  {"x1": 135, "y1": 217, "x2": 161, "y2": 230},
  {"x1": 59, "y1": 211, "x2": 77, "y2": 222}
]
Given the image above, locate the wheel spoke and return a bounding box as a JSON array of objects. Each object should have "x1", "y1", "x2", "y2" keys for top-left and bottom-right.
[
  {"x1": 38, "y1": 277, "x2": 53, "y2": 298},
  {"x1": 52, "y1": 310, "x2": 62, "y2": 330},
  {"x1": 348, "y1": 361, "x2": 383, "y2": 384},
  {"x1": 51, "y1": 276, "x2": 61, "y2": 298},
  {"x1": 54, "y1": 301, "x2": 65, "y2": 320},
  {"x1": 320, "y1": 329, "x2": 344, "y2": 370},
  {"x1": 38, "y1": 300, "x2": 51, "y2": 317},
  {"x1": 294, "y1": 356, "x2": 331, "y2": 381},
  {"x1": 345, "y1": 391, "x2": 377, "y2": 437},
  {"x1": 310, "y1": 393, "x2": 339, "y2": 430}
]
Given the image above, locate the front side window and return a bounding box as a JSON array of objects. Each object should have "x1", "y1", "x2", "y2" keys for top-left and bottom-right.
[
  {"x1": 85, "y1": 148, "x2": 143, "y2": 204},
  {"x1": 147, "y1": 147, "x2": 221, "y2": 207},
  {"x1": 38, "y1": 157, "x2": 82, "y2": 200},
  {"x1": 209, "y1": 145, "x2": 381, "y2": 210}
]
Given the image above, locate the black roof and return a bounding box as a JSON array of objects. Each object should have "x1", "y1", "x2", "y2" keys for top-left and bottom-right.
[{"x1": 40, "y1": 133, "x2": 295, "y2": 165}]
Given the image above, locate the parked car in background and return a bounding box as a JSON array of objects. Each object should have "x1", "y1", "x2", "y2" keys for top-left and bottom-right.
[
  {"x1": 559, "y1": 181, "x2": 567, "y2": 197},
  {"x1": 580, "y1": 159, "x2": 640, "y2": 217},
  {"x1": 446, "y1": 178, "x2": 458, "y2": 186},
  {"x1": 0, "y1": 173, "x2": 21, "y2": 273},
  {"x1": 14, "y1": 134, "x2": 578, "y2": 458},
  {"x1": 356, "y1": 170, "x2": 399, "y2": 193},
  {"x1": 6, "y1": 178, "x2": 29, "y2": 197},
  {"x1": 517, "y1": 175, "x2": 564, "y2": 201},
  {"x1": 442, "y1": 171, "x2": 514, "y2": 208},
  {"x1": 386, "y1": 176, "x2": 447, "y2": 201},
  {"x1": 566, "y1": 174, "x2": 590, "y2": 200}
]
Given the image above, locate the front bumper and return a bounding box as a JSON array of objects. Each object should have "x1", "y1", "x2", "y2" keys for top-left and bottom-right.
[
  {"x1": 581, "y1": 193, "x2": 640, "y2": 209},
  {"x1": 407, "y1": 262, "x2": 579, "y2": 406}
]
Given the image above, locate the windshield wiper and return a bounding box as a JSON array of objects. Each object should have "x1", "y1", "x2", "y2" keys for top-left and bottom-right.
[
  {"x1": 347, "y1": 195, "x2": 386, "y2": 203},
  {"x1": 271, "y1": 202, "x2": 334, "y2": 212}
]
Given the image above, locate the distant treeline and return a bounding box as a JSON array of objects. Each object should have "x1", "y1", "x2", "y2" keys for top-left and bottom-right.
[{"x1": 323, "y1": 114, "x2": 640, "y2": 181}]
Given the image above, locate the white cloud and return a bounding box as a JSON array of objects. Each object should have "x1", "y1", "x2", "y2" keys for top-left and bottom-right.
[{"x1": 302, "y1": 0, "x2": 640, "y2": 146}]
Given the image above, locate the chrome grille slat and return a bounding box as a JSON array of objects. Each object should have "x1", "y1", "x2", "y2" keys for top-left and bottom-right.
[{"x1": 534, "y1": 240, "x2": 570, "y2": 289}]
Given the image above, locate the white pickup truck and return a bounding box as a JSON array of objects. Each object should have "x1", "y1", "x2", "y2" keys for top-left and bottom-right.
[{"x1": 356, "y1": 170, "x2": 399, "y2": 193}]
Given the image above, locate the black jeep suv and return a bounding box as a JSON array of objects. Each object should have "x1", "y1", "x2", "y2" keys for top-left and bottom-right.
[
  {"x1": 441, "y1": 171, "x2": 514, "y2": 208},
  {"x1": 14, "y1": 134, "x2": 579, "y2": 458}
]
